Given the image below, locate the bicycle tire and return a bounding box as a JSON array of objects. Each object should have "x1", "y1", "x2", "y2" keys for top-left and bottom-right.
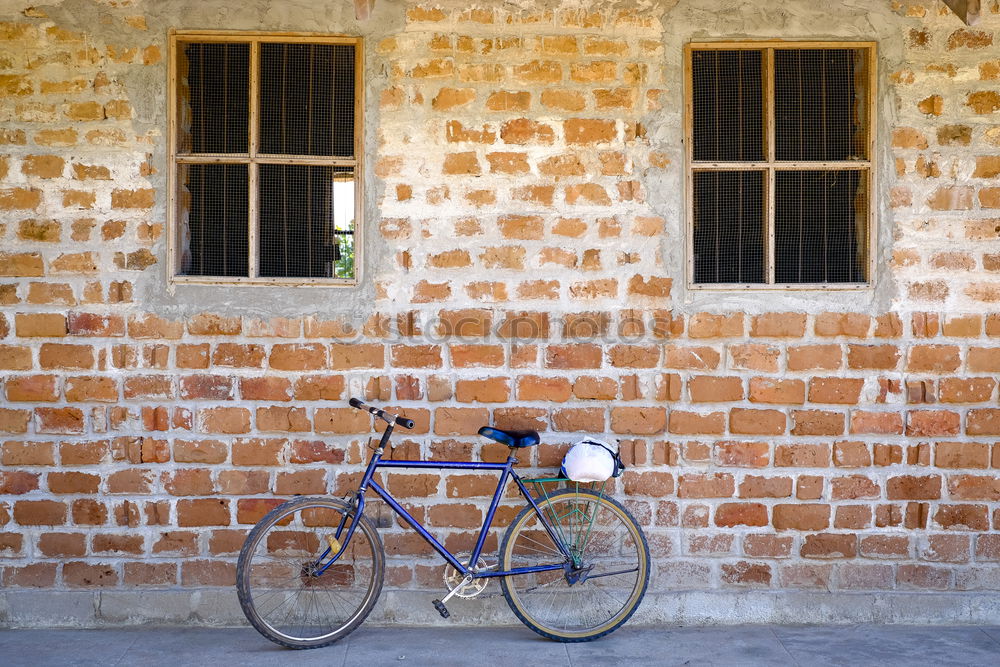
[
  {"x1": 499, "y1": 488, "x2": 650, "y2": 642},
  {"x1": 236, "y1": 496, "x2": 384, "y2": 649}
]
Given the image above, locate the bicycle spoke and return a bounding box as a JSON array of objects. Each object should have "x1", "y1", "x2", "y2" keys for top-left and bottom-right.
[
  {"x1": 501, "y1": 489, "x2": 648, "y2": 640},
  {"x1": 237, "y1": 498, "x2": 384, "y2": 648}
]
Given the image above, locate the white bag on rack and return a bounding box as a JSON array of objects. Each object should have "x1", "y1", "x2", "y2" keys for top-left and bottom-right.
[{"x1": 560, "y1": 438, "x2": 624, "y2": 482}]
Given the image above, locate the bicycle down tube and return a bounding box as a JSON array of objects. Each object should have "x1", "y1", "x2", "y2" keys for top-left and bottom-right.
[{"x1": 317, "y1": 421, "x2": 572, "y2": 579}]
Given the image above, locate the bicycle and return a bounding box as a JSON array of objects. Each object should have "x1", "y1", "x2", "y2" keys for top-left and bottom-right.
[{"x1": 236, "y1": 398, "x2": 650, "y2": 648}]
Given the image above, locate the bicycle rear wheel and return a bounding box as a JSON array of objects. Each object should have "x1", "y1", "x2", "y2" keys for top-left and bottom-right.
[
  {"x1": 500, "y1": 487, "x2": 649, "y2": 642},
  {"x1": 236, "y1": 497, "x2": 384, "y2": 649}
]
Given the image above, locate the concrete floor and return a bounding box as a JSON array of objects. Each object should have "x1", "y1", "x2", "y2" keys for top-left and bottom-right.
[{"x1": 0, "y1": 625, "x2": 998, "y2": 666}]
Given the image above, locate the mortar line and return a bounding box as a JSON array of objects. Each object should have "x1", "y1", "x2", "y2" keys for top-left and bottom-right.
[
  {"x1": 769, "y1": 625, "x2": 801, "y2": 667},
  {"x1": 975, "y1": 626, "x2": 1000, "y2": 649}
]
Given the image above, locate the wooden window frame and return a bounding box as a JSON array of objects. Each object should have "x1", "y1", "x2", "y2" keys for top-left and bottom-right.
[
  {"x1": 684, "y1": 40, "x2": 877, "y2": 291},
  {"x1": 167, "y1": 30, "x2": 364, "y2": 287}
]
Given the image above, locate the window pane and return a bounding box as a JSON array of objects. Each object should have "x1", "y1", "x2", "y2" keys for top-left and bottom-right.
[
  {"x1": 775, "y1": 49, "x2": 868, "y2": 161},
  {"x1": 179, "y1": 43, "x2": 249, "y2": 154},
  {"x1": 692, "y1": 170, "x2": 765, "y2": 284},
  {"x1": 178, "y1": 164, "x2": 249, "y2": 277},
  {"x1": 775, "y1": 170, "x2": 867, "y2": 284},
  {"x1": 259, "y1": 165, "x2": 356, "y2": 279},
  {"x1": 692, "y1": 50, "x2": 764, "y2": 162},
  {"x1": 260, "y1": 43, "x2": 356, "y2": 157}
]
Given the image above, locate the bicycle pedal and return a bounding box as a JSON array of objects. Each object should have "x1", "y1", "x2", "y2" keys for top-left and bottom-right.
[{"x1": 431, "y1": 599, "x2": 450, "y2": 619}]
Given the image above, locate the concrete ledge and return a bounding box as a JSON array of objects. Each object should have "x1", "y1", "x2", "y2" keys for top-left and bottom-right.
[{"x1": 4, "y1": 589, "x2": 1000, "y2": 628}]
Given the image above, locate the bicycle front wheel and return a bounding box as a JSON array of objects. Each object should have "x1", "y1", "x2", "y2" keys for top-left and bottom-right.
[
  {"x1": 236, "y1": 497, "x2": 384, "y2": 649},
  {"x1": 500, "y1": 488, "x2": 649, "y2": 642}
]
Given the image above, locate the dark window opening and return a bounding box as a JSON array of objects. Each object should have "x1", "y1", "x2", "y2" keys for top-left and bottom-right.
[
  {"x1": 173, "y1": 35, "x2": 359, "y2": 282},
  {"x1": 689, "y1": 44, "x2": 873, "y2": 287}
]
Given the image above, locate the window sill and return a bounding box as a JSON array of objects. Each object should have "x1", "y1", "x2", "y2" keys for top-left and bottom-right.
[{"x1": 171, "y1": 275, "x2": 358, "y2": 287}]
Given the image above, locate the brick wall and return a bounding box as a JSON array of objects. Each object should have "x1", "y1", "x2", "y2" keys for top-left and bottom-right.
[{"x1": 3, "y1": 0, "x2": 1000, "y2": 613}]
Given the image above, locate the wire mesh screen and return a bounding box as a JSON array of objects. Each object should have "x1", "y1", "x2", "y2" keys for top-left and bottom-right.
[
  {"x1": 260, "y1": 43, "x2": 356, "y2": 157},
  {"x1": 692, "y1": 49, "x2": 764, "y2": 162},
  {"x1": 259, "y1": 165, "x2": 355, "y2": 279},
  {"x1": 775, "y1": 49, "x2": 867, "y2": 161},
  {"x1": 179, "y1": 163, "x2": 249, "y2": 277},
  {"x1": 775, "y1": 170, "x2": 867, "y2": 284},
  {"x1": 692, "y1": 170, "x2": 765, "y2": 284},
  {"x1": 179, "y1": 43, "x2": 249, "y2": 154}
]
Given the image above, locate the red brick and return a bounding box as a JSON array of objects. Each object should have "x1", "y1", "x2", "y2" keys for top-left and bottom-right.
[
  {"x1": 13, "y1": 499, "x2": 66, "y2": 525},
  {"x1": 721, "y1": 561, "x2": 771, "y2": 586},
  {"x1": 63, "y1": 562, "x2": 118, "y2": 588},
  {"x1": 775, "y1": 444, "x2": 831, "y2": 467},
  {"x1": 850, "y1": 411, "x2": 903, "y2": 435},
  {"x1": 715, "y1": 502, "x2": 767, "y2": 527},
  {"x1": 728, "y1": 344, "x2": 780, "y2": 372},
  {"x1": 887, "y1": 475, "x2": 941, "y2": 500},
  {"x1": 545, "y1": 344, "x2": 602, "y2": 369},
  {"x1": 0, "y1": 470, "x2": 39, "y2": 494},
  {"x1": 808, "y1": 378, "x2": 863, "y2": 404},
  {"x1": 939, "y1": 378, "x2": 995, "y2": 403},
  {"x1": 622, "y1": 471, "x2": 673, "y2": 497},
  {"x1": 749, "y1": 378, "x2": 805, "y2": 404},
  {"x1": 552, "y1": 407, "x2": 605, "y2": 432},
  {"x1": 180, "y1": 375, "x2": 234, "y2": 401},
  {"x1": 730, "y1": 408, "x2": 786, "y2": 435},
  {"x1": 787, "y1": 344, "x2": 843, "y2": 371},
  {"x1": 517, "y1": 375, "x2": 571, "y2": 402},
  {"x1": 455, "y1": 378, "x2": 510, "y2": 403},
  {"x1": 35, "y1": 407, "x2": 84, "y2": 434},
  {"x1": 773, "y1": 504, "x2": 830, "y2": 531},
  {"x1": 715, "y1": 441, "x2": 769, "y2": 467},
  {"x1": 176, "y1": 498, "x2": 230, "y2": 526},
  {"x1": 967, "y1": 408, "x2": 1000, "y2": 435},
  {"x1": 934, "y1": 504, "x2": 989, "y2": 531},
  {"x1": 948, "y1": 475, "x2": 1000, "y2": 501},
  {"x1": 5, "y1": 375, "x2": 59, "y2": 402},
  {"x1": 678, "y1": 473, "x2": 734, "y2": 498},
  {"x1": 801, "y1": 533, "x2": 857, "y2": 559},
  {"x1": 935, "y1": 442, "x2": 989, "y2": 469},
  {"x1": 906, "y1": 410, "x2": 960, "y2": 437},
  {"x1": 668, "y1": 410, "x2": 724, "y2": 435},
  {"x1": 791, "y1": 410, "x2": 845, "y2": 436},
  {"x1": 269, "y1": 343, "x2": 327, "y2": 370},
  {"x1": 847, "y1": 345, "x2": 900, "y2": 370},
  {"x1": 47, "y1": 471, "x2": 99, "y2": 494},
  {"x1": 240, "y1": 377, "x2": 292, "y2": 401},
  {"x1": 907, "y1": 345, "x2": 961, "y2": 373},
  {"x1": 744, "y1": 534, "x2": 794, "y2": 558},
  {"x1": 198, "y1": 407, "x2": 250, "y2": 434}
]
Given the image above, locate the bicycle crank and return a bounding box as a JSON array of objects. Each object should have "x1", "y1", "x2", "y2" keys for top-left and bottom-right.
[{"x1": 442, "y1": 552, "x2": 490, "y2": 599}]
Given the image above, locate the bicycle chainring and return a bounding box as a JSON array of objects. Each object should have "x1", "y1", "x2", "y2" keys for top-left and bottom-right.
[{"x1": 443, "y1": 553, "x2": 491, "y2": 599}]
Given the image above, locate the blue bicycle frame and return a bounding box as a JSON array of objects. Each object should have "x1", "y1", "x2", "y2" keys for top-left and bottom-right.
[{"x1": 314, "y1": 421, "x2": 573, "y2": 579}]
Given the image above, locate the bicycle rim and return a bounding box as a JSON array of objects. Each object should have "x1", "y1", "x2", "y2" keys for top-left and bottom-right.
[
  {"x1": 500, "y1": 488, "x2": 649, "y2": 641},
  {"x1": 237, "y1": 497, "x2": 384, "y2": 648}
]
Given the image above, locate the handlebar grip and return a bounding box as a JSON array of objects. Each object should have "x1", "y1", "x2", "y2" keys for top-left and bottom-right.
[
  {"x1": 349, "y1": 397, "x2": 366, "y2": 410},
  {"x1": 396, "y1": 416, "x2": 415, "y2": 429}
]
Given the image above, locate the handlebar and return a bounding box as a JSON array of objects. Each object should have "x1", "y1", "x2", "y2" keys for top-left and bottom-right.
[{"x1": 349, "y1": 397, "x2": 415, "y2": 429}]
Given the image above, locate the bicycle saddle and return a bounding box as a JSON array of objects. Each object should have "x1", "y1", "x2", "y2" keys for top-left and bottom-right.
[{"x1": 477, "y1": 426, "x2": 539, "y2": 448}]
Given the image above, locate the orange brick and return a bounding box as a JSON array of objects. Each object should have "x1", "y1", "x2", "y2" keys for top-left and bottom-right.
[
  {"x1": 808, "y1": 378, "x2": 864, "y2": 404},
  {"x1": 610, "y1": 407, "x2": 666, "y2": 434},
  {"x1": 751, "y1": 313, "x2": 807, "y2": 337},
  {"x1": 749, "y1": 378, "x2": 805, "y2": 404},
  {"x1": 668, "y1": 411, "x2": 725, "y2": 435},
  {"x1": 15, "y1": 313, "x2": 66, "y2": 337},
  {"x1": 730, "y1": 409, "x2": 786, "y2": 435},
  {"x1": 688, "y1": 376, "x2": 743, "y2": 402},
  {"x1": 435, "y1": 407, "x2": 489, "y2": 435}
]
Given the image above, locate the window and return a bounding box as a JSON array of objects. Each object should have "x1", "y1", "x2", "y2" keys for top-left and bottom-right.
[
  {"x1": 685, "y1": 42, "x2": 876, "y2": 289},
  {"x1": 168, "y1": 32, "x2": 362, "y2": 285}
]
